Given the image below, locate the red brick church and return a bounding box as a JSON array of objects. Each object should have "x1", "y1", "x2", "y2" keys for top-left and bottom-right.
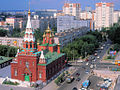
[{"x1": 11, "y1": 9, "x2": 65, "y2": 82}]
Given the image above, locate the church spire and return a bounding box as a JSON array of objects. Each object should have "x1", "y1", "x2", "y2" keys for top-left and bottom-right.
[
  {"x1": 26, "y1": 0, "x2": 32, "y2": 29},
  {"x1": 23, "y1": 0, "x2": 35, "y2": 50}
]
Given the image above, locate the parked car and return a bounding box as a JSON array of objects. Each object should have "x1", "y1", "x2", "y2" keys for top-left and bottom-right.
[
  {"x1": 101, "y1": 47, "x2": 104, "y2": 50},
  {"x1": 79, "y1": 88, "x2": 87, "y2": 90},
  {"x1": 66, "y1": 76, "x2": 74, "y2": 83},
  {"x1": 97, "y1": 56, "x2": 100, "y2": 59},
  {"x1": 86, "y1": 62, "x2": 89, "y2": 66},
  {"x1": 76, "y1": 73, "x2": 80, "y2": 76},
  {"x1": 76, "y1": 77, "x2": 80, "y2": 81},
  {"x1": 94, "y1": 53, "x2": 98, "y2": 56},
  {"x1": 90, "y1": 65, "x2": 94, "y2": 69},
  {"x1": 82, "y1": 80, "x2": 90, "y2": 88},
  {"x1": 85, "y1": 70, "x2": 89, "y2": 74}
]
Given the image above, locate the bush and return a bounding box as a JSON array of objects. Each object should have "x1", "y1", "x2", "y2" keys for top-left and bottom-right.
[
  {"x1": 107, "y1": 56, "x2": 112, "y2": 59},
  {"x1": 3, "y1": 80, "x2": 19, "y2": 85}
]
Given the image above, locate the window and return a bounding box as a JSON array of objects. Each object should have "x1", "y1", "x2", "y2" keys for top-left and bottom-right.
[
  {"x1": 15, "y1": 69, "x2": 17, "y2": 76},
  {"x1": 26, "y1": 42, "x2": 28, "y2": 48},
  {"x1": 39, "y1": 73, "x2": 42, "y2": 78},
  {"x1": 20, "y1": 60, "x2": 22, "y2": 65},
  {"x1": 30, "y1": 42, "x2": 32, "y2": 48},
  {"x1": 25, "y1": 62, "x2": 29, "y2": 67},
  {"x1": 33, "y1": 62, "x2": 34, "y2": 66}
]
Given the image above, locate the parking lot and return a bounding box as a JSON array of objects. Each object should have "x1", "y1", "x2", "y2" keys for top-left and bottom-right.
[{"x1": 88, "y1": 75, "x2": 104, "y2": 90}]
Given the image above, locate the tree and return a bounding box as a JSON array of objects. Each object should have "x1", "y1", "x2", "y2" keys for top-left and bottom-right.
[
  {"x1": 113, "y1": 44, "x2": 120, "y2": 52},
  {"x1": 34, "y1": 28, "x2": 43, "y2": 44},
  {"x1": 0, "y1": 29, "x2": 8, "y2": 37}
]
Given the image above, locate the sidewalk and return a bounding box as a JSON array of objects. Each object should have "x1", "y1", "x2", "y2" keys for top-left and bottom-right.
[
  {"x1": 42, "y1": 78, "x2": 58, "y2": 90},
  {"x1": 42, "y1": 66, "x2": 78, "y2": 90}
]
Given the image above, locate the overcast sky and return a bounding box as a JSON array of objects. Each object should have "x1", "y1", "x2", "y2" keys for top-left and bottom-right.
[{"x1": 0, "y1": 0, "x2": 120, "y2": 10}]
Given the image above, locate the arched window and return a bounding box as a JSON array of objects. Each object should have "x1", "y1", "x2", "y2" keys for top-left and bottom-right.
[
  {"x1": 26, "y1": 42, "x2": 28, "y2": 48},
  {"x1": 30, "y1": 42, "x2": 32, "y2": 48}
]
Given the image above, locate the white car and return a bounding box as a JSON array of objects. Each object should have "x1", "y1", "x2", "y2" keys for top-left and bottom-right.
[
  {"x1": 93, "y1": 59, "x2": 96, "y2": 62},
  {"x1": 77, "y1": 60, "x2": 83, "y2": 63},
  {"x1": 103, "y1": 44, "x2": 105, "y2": 47},
  {"x1": 101, "y1": 47, "x2": 104, "y2": 50},
  {"x1": 79, "y1": 88, "x2": 87, "y2": 90},
  {"x1": 97, "y1": 56, "x2": 100, "y2": 59},
  {"x1": 90, "y1": 65, "x2": 94, "y2": 69},
  {"x1": 86, "y1": 62, "x2": 89, "y2": 66}
]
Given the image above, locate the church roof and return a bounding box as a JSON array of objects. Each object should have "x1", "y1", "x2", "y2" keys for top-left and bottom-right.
[{"x1": 38, "y1": 51, "x2": 65, "y2": 66}]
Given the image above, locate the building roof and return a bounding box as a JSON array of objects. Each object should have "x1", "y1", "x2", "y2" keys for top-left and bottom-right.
[
  {"x1": 40, "y1": 43, "x2": 57, "y2": 47},
  {"x1": 0, "y1": 56, "x2": 13, "y2": 64},
  {"x1": 38, "y1": 51, "x2": 65, "y2": 66}
]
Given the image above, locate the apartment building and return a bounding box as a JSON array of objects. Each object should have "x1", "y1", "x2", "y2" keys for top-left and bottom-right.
[
  {"x1": 0, "y1": 37, "x2": 23, "y2": 47},
  {"x1": 95, "y1": 2, "x2": 114, "y2": 30},
  {"x1": 57, "y1": 15, "x2": 90, "y2": 33},
  {"x1": 113, "y1": 10, "x2": 120, "y2": 23},
  {"x1": 54, "y1": 27, "x2": 90, "y2": 47},
  {"x1": 63, "y1": 3, "x2": 81, "y2": 19}
]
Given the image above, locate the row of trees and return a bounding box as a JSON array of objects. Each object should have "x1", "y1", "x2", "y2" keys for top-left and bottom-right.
[
  {"x1": 61, "y1": 31, "x2": 102, "y2": 60},
  {"x1": 0, "y1": 45, "x2": 17, "y2": 57},
  {"x1": 0, "y1": 29, "x2": 8, "y2": 37},
  {"x1": 107, "y1": 21, "x2": 120, "y2": 44}
]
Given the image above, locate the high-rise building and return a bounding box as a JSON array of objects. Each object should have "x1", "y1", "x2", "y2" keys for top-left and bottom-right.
[
  {"x1": 95, "y1": 2, "x2": 114, "y2": 30},
  {"x1": 57, "y1": 15, "x2": 90, "y2": 33},
  {"x1": 63, "y1": 3, "x2": 81, "y2": 19},
  {"x1": 113, "y1": 10, "x2": 120, "y2": 23}
]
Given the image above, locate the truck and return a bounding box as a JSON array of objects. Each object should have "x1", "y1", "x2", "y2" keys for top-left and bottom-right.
[{"x1": 82, "y1": 80, "x2": 90, "y2": 88}]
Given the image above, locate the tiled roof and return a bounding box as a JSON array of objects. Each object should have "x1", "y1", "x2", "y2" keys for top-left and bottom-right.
[{"x1": 38, "y1": 52, "x2": 65, "y2": 66}]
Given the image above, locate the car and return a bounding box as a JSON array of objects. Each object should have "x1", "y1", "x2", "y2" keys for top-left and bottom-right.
[
  {"x1": 76, "y1": 73, "x2": 80, "y2": 76},
  {"x1": 72, "y1": 87, "x2": 78, "y2": 90},
  {"x1": 76, "y1": 77, "x2": 80, "y2": 81},
  {"x1": 85, "y1": 70, "x2": 89, "y2": 74},
  {"x1": 101, "y1": 47, "x2": 104, "y2": 50},
  {"x1": 79, "y1": 88, "x2": 87, "y2": 90},
  {"x1": 90, "y1": 65, "x2": 94, "y2": 69},
  {"x1": 97, "y1": 56, "x2": 100, "y2": 59},
  {"x1": 86, "y1": 62, "x2": 89, "y2": 66},
  {"x1": 77, "y1": 60, "x2": 83, "y2": 63},
  {"x1": 94, "y1": 53, "x2": 97, "y2": 56},
  {"x1": 103, "y1": 44, "x2": 105, "y2": 47},
  {"x1": 85, "y1": 59, "x2": 89, "y2": 62},
  {"x1": 93, "y1": 59, "x2": 96, "y2": 62}
]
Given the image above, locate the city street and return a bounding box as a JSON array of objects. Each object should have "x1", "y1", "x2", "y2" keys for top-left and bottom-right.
[{"x1": 58, "y1": 40, "x2": 113, "y2": 90}]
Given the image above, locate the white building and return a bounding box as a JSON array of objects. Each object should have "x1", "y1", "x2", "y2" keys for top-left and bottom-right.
[
  {"x1": 95, "y1": 2, "x2": 114, "y2": 30},
  {"x1": 54, "y1": 27, "x2": 90, "y2": 47},
  {"x1": 6, "y1": 17, "x2": 19, "y2": 29},
  {"x1": 63, "y1": 3, "x2": 81, "y2": 19},
  {"x1": 0, "y1": 36, "x2": 23, "y2": 48},
  {"x1": 57, "y1": 15, "x2": 90, "y2": 33},
  {"x1": 113, "y1": 10, "x2": 120, "y2": 23},
  {"x1": 80, "y1": 11, "x2": 93, "y2": 20}
]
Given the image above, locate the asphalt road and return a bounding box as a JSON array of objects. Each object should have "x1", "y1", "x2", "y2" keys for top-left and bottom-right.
[{"x1": 58, "y1": 40, "x2": 112, "y2": 90}]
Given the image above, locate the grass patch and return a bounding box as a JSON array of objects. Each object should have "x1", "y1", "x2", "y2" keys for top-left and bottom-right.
[{"x1": 3, "y1": 80, "x2": 19, "y2": 85}]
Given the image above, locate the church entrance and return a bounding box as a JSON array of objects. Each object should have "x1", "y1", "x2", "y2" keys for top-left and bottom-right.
[{"x1": 25, "y1": 74, "x2": 30, "y2": 81}]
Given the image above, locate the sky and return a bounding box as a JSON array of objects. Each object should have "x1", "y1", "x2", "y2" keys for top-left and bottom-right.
[{"x1": 0, "y1": 0, "x2": 120, "y2": 10}]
